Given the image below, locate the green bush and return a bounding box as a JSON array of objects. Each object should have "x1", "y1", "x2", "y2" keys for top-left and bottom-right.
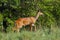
[
  {"x1": 0, "y1": 14, "x2": 3, "y2": 31},
  {"x1": 6, "y1": 18, "x2": 14, "y2": 32}
]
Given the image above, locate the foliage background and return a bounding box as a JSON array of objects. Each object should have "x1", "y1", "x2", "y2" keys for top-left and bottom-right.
[{"x1": 0, "y1": 0, "x2": 60, "y2": 40}]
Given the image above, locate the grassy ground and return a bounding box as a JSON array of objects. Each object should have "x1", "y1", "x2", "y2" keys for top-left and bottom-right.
[{"x1": 0, "y1": 27, "x2": 60, "y2": 40}]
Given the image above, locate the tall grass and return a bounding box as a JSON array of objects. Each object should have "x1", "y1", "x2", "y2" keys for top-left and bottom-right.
[{"x1": 0, "y1": 27, "x2": 60, "y2": 40}]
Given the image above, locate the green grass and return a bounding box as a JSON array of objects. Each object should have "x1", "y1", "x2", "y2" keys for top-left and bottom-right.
[{"x1": 0, "y1": 28, "x2": 60, "y2": 40}]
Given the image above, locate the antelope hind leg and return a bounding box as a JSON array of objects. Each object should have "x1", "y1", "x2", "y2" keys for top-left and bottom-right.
[{"x1": 30, "y1": 24, "x2": 33, "y2": 31}]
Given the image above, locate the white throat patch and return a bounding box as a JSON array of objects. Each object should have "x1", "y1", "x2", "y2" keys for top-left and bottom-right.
[{"x1": 32, "y1": 24, "x2": 35, "y2": 26}]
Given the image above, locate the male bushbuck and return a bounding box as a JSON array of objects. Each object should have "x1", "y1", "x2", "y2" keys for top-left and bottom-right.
[{"x1": 12, "y1": 10, "x2": 44, "y2": 32}]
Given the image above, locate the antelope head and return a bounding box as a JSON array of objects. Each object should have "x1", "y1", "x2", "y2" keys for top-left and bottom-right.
[{"x1": 37, "y1": 10, "x2": 44, "y2": 16}]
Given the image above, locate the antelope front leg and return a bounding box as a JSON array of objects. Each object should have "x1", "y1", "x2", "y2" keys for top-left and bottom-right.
[
  {"x1": 30, "y1": 24, "x2": 35, "y2": 31},
  {"x1": 34, "y1": 25, "x2": 36, "y2": 31},
  {"x1": 31, "y1": 24, "x2": 36, "y2": 31}
]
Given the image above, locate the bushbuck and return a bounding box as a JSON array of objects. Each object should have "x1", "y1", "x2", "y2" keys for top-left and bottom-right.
[{"x1": 12, "y1": 10, "x2": 44, "y2": 32}]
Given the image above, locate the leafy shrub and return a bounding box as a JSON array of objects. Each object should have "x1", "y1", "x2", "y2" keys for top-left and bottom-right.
[{"x1": 0, "y1": 14, "x2": 3, "y2": 31}]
